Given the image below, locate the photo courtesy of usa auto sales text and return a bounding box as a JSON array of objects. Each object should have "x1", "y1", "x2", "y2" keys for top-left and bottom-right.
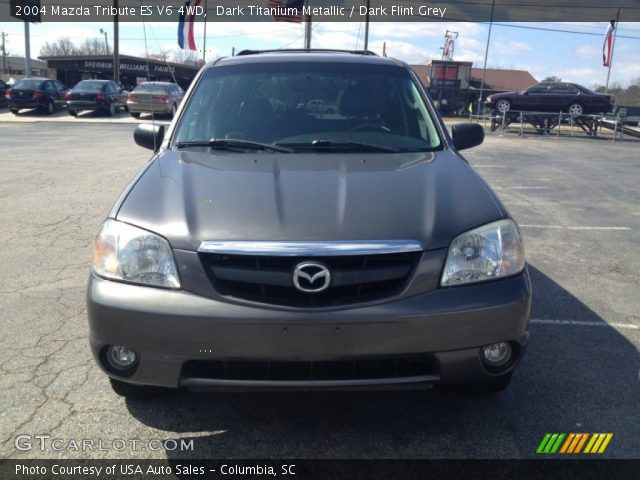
[{"x1": 15, "y1": 463, "x2": 296, "y2": 476}]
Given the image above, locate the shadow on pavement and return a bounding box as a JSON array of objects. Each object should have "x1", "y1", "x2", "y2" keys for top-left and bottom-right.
[{"x1": 125, "y1": 265, "x2": 640, "y2": 459}]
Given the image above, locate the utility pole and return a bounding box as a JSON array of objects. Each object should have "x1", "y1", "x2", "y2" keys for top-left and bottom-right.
[
  {"x1": 100, "y1": 28, "x2": 109, "y2": 54},
  {"x1": 1, "y1": 32, "x2": 7, "y2": 75},
  {"x1": 113, "y1": 0, "x2": 119, "y2": 83},
  {"x1": 304, "y1": 16, "x2": 312, "y2": 49},
  {"x1": 24, "y1": 21, "x2": 31, "y2": 77},
  {"x1": 202, "y1": 0, "x2": 208, "y2": 63}
]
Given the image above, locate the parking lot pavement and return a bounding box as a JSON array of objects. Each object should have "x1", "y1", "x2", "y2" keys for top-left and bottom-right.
[
  {"x1": 0, "y1": 122, "x2": 638, "y2": 460},
  {"x1": 0, "y1": 105, "x2": 171, "y2": 125}
]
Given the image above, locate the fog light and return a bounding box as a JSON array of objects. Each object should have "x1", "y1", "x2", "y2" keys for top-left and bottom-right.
[
  {"x1": 107, "y1": 345, "x2": 138, "y2": 370},
  {"x1": 481, "y1": 342, "x2": 512, "y2": 366}
]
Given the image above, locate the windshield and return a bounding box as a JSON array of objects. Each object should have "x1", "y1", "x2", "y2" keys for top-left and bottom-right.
[
  {"x1": 134, "y1": 83, "x2": 169, "y2": 94},
  {"x1": 74, "y1": 81, "x2": 106, "y2": 92},
  {"x1": 174, "y1": 62, "x2": 442, "y2": 152},
  {"x1": 14, "y1": 79, "x2": 44, "y2": 90}
]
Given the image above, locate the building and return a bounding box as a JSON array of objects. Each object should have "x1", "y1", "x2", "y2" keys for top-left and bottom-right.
[
  {"x1": 1, "y1": 56, "x2": 49, "y2": 81},
  {"x1": 411, "y1": 61, "x2": 537, "y2": 115},
  {"x1": 39, "y1": 54, "x2": 200, "y2": 91}
]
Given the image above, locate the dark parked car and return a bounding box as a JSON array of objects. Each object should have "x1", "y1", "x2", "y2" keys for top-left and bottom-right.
[
  {"x1": 67, "y1": 79, "x2": 128, "y2": 117},
  {"x1": 127, "y1": 81, "x2": 184, "y2": 118},
  {"x1": 486, "y1": 82, "x2": 615, "y2": 115},
  {"x1": 0, "y1": 79, "x2": 8, "y2": 106},
  {"x1": 88, "y1": 50, "x2": 530, "y2": 398},
  {"x1": 6, "y1": 77, "x2": 69, "y2": 115}
]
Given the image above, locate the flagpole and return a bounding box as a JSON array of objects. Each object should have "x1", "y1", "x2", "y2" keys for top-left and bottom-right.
[
  {"x1": 202, "y1": 0, "x2": 207, "y2": 63},
  {"x1": 477, "y1": 0, "x2": 495, "y2": 118},
  {"x1": 364, "y1": 0, "x2": 370, "y2": 51},
  {"x1": 604, "y1": 9, "x2": 620, "y2": 95}
]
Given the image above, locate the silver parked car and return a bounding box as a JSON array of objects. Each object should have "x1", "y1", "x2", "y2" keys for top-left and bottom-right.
[
  {"x1": 88, "y1": 50, "x2": 531, "y2": 398},
  {"x1": 127, "y1": 81, "x2": 184, "y2": 118}
]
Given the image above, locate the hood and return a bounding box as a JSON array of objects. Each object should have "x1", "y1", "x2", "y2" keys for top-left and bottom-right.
[{"x1": 115, "y1": 149, "x2": 504, "y2": 251}]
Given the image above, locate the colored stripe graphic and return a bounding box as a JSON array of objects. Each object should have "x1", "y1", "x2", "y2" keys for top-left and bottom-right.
[{"x1": 538, "y1": 433, "x2": 613, "y2": 454}]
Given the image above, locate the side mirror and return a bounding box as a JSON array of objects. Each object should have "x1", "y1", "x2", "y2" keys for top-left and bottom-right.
[
  {"x1": 134, "y1": 124, "x2": 165, "y2": 152},
  {"x1": 451, "y1": 123, "x2": 484, "y2": 151}
]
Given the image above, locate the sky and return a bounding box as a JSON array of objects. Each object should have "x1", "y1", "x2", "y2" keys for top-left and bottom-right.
[{"x1": 1, "y1": 20, "x2": 640, "y2": 88}]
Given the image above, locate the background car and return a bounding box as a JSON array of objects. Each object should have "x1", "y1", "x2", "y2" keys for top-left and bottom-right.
[
  {"x1": 126, "y1": 81, "x2": 184, "y2": 118},
  {"x1": 0, "y1": 79, "x2": 8, "y2": 106},
  {"x1": 66, "y1": 79, "x2": 128, "y2": 117},
  {"x1": 486, "y1": 82, "x2": 615, "y2": 115},
  {"x1": 5, "y1": 77, "x2": 69, "y2": 115}
]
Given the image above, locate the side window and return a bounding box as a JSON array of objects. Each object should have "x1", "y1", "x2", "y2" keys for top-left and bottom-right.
[{"x1": 54, "y1": 80, "x2": 65, "y2": 91}]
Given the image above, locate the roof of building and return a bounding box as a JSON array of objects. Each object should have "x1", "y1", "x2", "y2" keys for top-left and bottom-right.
[
  {"x1": 409, "y1": 64, "x2": 537, "y2": 92},
  {"x1": 4, "y1": 56, "x2": 48, "y2": 69},
  {"x1": 469, "y1": 67, "x2": 537, "y2": 92}
]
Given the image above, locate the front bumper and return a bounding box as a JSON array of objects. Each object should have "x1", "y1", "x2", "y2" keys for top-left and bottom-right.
[{"x1": 88, "y1": 266, "x2": 532, "y2": 390}]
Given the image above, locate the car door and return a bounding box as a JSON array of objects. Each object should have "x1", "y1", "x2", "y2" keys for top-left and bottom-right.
[
  {"x1": 515, "y1": 85, "x2": 544, "y2": 111},
  {"x1": 112, "y1": 82, "x2": 127, "y2": 107}
]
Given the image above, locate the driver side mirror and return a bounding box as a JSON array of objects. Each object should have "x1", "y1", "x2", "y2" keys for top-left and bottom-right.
[
  {"x1": 134, "y1": 124, "x2": 165, "y2": 152},
  {"x1": 451, "y1": 123, "x2": 484, "y2": 151}
]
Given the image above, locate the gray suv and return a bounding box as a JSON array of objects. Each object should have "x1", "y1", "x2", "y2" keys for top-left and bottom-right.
[{"x1": 88, "y1": 50, "x2": 531, "y2": 397}]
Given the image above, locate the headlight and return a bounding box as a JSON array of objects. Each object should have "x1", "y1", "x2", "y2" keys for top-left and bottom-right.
[
  {"x1": 93, "y1": 219, "x2": 180, "y2": 288},
  {"x1": 441, "y1": 219, "x2": 525, "y2": 287}
]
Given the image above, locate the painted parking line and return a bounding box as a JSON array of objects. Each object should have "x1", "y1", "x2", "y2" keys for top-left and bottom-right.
[
  {"x1": 520, "y1": 225, "x2": 632, "y2": 231},
  {"x1": 530, "y1": 319, "x2": 639, "y2": 330}
]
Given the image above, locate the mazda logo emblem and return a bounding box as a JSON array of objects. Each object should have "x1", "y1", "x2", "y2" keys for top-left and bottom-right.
[{"x1": 293, "y1": 262, "x2": 331, "y2": 293}]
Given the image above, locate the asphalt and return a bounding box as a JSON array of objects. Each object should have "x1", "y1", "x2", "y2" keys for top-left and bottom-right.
[{"x1": 0, "y1": 120, "x2": 638, "y2": 460}]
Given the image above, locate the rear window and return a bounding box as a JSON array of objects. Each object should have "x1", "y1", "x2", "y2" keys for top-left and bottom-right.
[
  {"x1": 74, "y1": 81, "x2": 106, "y2": 92},
  {"x1": 14, "y1": 79, "x2": 44, "y2": 90},
  {"x1": 134, "y1": 83, "x2": 169, "y2": 94},
  {"x1": 174, "y1": 62, "x2": 442, "y2": 152}
]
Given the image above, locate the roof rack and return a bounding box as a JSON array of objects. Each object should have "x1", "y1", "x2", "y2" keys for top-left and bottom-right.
[{"x1": 235, "y1": 49, "x2": 379, "y2": 57}]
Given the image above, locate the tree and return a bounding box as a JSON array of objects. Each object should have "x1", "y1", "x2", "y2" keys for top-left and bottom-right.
[
  {"x1": 541, "y1": 75, "x2": 562, "y2": 83},
  {"x1": 147, "y1": 50, "x2": 171, "y2": 62},
  {"x1": 172, "y1": 49, "x2": 199, "y2": 65},
  {"x1": 594, "y1": 79, "x2": 640, "y2": 106},
  {"x1": 77, "y1": 38, "x2": 109, "y2": 55},
  {"x1": 39, "y1": 37, "x2": 77, "y2": 56}
]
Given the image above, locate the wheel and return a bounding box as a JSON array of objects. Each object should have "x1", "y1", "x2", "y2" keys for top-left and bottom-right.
[
  {"x1": 568, "y1": 103, "x2": 584, "y2": 116},
  {"x1": 109, "y1": 378, "x2": 165, "y2": 399},
  {"x1": 444, "y1": 372, "x2": 513, "y2": 394},
  {"x1": 130, "y1": 112, "x2": 141, "y2": 118},
  {"x1": 108, "y1": 102, "x2": 116, "y2": 117},
  {"x1": 45, "y1": 100, "x2": 54, "y2": 115},
  {"x1": 10, "y1": 108, "x2": 19, "y2": 115},
  {"x1": 495, "y1": 99, "x2": 511, "y2": 114},
  {"x1": 68, "y1": 109, "x2": 77, "y2": 117}
]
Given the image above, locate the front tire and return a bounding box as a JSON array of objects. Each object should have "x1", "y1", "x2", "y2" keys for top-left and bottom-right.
[
  {"x1": 68, "y1": 109, "x2": 77, "y2": 117},
  {"x1": 45, "y1": 100, "x2": 54, "y2": 115},
  {"x1": 108, "y1": 102, "x2": 116, "y2": 117},
  {"x1": 130, "y1": 112, "x2": 141, "y2": 118},
  {"x1": 10, "y1": 108, "x2": 19, "y2": 115},
  {"x1": 495, "y1": 99, "x2": 511, "y2": 114}
]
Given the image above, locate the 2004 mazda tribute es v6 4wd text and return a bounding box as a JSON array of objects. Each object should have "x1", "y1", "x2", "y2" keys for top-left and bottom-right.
[{"x1": 87, "y1": 50, "x2": 531, "y2": 398}]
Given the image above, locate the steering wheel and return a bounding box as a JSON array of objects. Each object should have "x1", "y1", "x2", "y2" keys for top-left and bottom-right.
[{"x1": 349, "y1": 122, "x2": 389, "y2": 133}]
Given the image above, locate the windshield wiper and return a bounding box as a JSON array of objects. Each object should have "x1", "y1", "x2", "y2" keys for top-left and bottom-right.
[
  {"x1": 175, "y1": 138, "x2": 293, "y2": 153},
  {"x1": 279, "y1": 140, "x2": 400, "y2": 153}
]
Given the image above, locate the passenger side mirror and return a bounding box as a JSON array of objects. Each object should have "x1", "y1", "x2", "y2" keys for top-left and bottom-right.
[
  {"x1": 451, "y1": 123, "x2": 484, "y2": 150},
  {"x1": 134, "y1": 124, "x2": 165, "y2": 152}
]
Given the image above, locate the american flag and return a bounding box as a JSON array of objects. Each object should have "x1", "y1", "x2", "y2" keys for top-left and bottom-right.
[
  {"x1": 602, "y1": 19, "x2": 616, "y2": 67},
  {"x1": 268, "y1": 0, "x2": 304, "y2": 23}
]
